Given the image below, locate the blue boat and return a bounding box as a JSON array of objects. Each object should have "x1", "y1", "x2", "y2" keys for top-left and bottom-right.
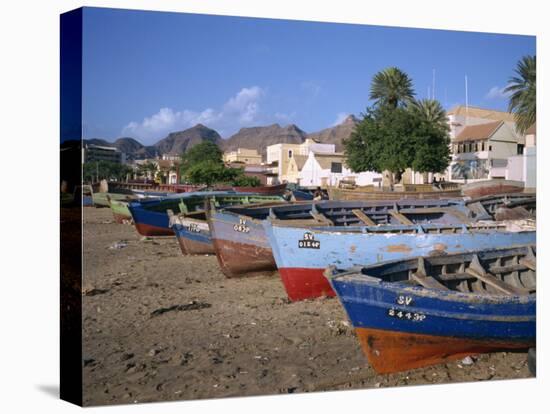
[
  {"x1": 128, "y1": 191, "x2": 242, "y2": 236},
  {"x1": 325, "y1": 245, "x2": 536, "y2": 373},
  {"x1": 208, "y1": 198, "x2": 475, "y2": 277},
  {"x1": 129, "y1": 191, "x2": 285, "y2": 237},
  {"x1": 263, "y1": 220, "x2": 536, "y2": 301},
  {"x1": 168, "y1": 195, "x2": 286, "y2": 254}
]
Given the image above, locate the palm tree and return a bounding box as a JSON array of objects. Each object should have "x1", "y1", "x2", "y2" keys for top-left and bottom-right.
[
  {"x1": 370, "y1": 67, "x2": 415, "y2": 108},
  {"x1": 504, "y1": 55, "x2": 536, "y2": 134},
  {"x1": 408, "y1": 98, "x2": 449, "y2": 131}
]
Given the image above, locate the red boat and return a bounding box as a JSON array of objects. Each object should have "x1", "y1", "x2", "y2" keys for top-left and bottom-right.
[
  {"x1": 230, "y1": 183, "x2": 287, "y2": 196},
  {"x1": 462, "y1": 179, "x2": 525, "y2": 198}
]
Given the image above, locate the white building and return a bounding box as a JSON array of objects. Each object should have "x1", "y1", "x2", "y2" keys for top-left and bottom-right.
[
  {"x1": 266, "y1": 139, "x2": 335, "y2": 184},
  {"x1": 298, "y1": 151, "x2": 382, "y2": 188},
  {"x1": 505, "y1": 123, "x2": 536, "y2": 190},
  {"x1": 445, "y1": 106, "x2": 528, "y2": 184}
]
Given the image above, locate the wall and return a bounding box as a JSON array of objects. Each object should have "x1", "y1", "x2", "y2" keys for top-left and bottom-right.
[
  {"x1": 299, "y1": 153, "x2": 382, "y2": 187},
  {"x1": 524, "y1": 146, "x2": 536, "y2": 189}
]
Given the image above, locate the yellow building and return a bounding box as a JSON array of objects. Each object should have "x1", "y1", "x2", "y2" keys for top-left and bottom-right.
[{"x1": 223, "y1": 148, "x2": 262, "y2": 165}]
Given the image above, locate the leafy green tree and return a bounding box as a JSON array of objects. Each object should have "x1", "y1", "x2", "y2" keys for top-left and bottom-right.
[
  {"x1": 232, "y1": 174, "x2": 261, "y2": 187},
  {"x1": 344, "y1": 106, "x2": 450, "y2": 184},
  {"x1": 184, "y1": 160, "x2": 240, "y2": 187},
  {"x1": 504, "y1": 55, "x2": 536, "y2": 134},
  {"x1": 370, "y1": 67, "x2": 415, "y2": 108},
  {"x1": 180, "y1": 141, "x2": 223, "y2": 176},
  {"x1": 83, "y1": 161, "x2": 133, "y2": 182}
]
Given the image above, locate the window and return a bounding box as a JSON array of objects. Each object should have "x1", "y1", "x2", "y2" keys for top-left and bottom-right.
[
  {"x1": 288, "y1": 150, "x2": 293, "y2": 158},
  {"x1": 481, "y1": 141, "x2": 485, "y2": 151},
  {"x1": 517, "y1": 144, "x2": 525, "y2": 155},
  {"x1": 331, "y1": 162, "x2": 342, "y2": 173},
  {"x1": 489, "y1": 145, "x2": 492, "y2": 151}
]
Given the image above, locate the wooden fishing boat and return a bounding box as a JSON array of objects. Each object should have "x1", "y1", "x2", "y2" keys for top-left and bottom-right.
[
  {"x1": 264, "y1": 220, "x2": 536, "y2": 302},
  {"x1": 129, "y1": 192, "x2": 285, "y2": 237},
  {"x1": 109, "y1": 198, "x2": 133, "y2": 224},
  {"x1": 207, "y1": 199, "x2": 476, "y2": 278},
  {"x1": 328, "y1": 186, "x2": 463, "y2": 201},
  {"x1": 466, "y1": 193, "x2": 536, "y2": 222},
  {"x1": 168, "y1": 195, "x2": 287, "y2": 255},
  {"x1": 325, "y1": 245, "x2": 536, "y2": 373},
  {"x1": 231, "y1": 183, "x2": 287, "y2": 196},
  {"x1": 462, "y1": 179, "x2": 525, "y2": 198},
  {"x1": 92, "y1": 191, "x2": 136, "y2": 208}
]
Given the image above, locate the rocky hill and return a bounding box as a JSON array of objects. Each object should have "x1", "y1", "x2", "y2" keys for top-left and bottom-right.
[
  {"x1": 307, "y1": 115, "x2": 359, "y2": 151},
  {"x1": 81, "y1": 115, "x2": 360, "y2": 161},
  {"x1": 153, "y1": 124, "x2": 222, "y2": 155},
  {"x1": 221, "y1": 124, "x2": 307, "y2": 159}
]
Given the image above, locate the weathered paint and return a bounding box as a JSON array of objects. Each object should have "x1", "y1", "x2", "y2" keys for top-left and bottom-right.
[
  {"x1": 355, "y1": 327, "x2": 529, "y2": 374},
  {"x1": 208, "y1": 210, "x2": 276, "y2": 276},
  {"x1": 207, "y1": 198, "x2": 476, "y2": 276},
  {"x1": 130, "y1": 192, "x2": 285, "y2": 237},
  {"x1": 264, "y1": 221, "x2": 536, "y2": 301},
  {"x1": 172, "y1": 221, "x2": 214, "y2": 255},
  {"x1": 279, "y1": 268, "x2": 335, "y2": 301},
  {"x1": 462, "y1": 180, "x2": 525, "y2": 198},
  {"x1": 327, "y1": 246, "x2": 536, "y2": 373},
  {"x1": 328, "y1": 187, "x2": 463, "y2": 201},
  {"x1": 109, "y1": 199, "x2": 132, "y2": 223}
]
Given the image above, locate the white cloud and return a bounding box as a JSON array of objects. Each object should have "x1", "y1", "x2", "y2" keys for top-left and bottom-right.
[
  {"x1": 485, "y1": 86, "x2": 511, "y2": 100},
  {"x1": 122, "y1": 86, "x2": 265, "y2": 143},
  {"x1": 332, "y1": 112, "x2": 349, "y2": 126}
]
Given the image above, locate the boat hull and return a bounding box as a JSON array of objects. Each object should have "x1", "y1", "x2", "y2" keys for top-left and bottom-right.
[
  {"x1": 328, "y1": 187, "x2": 463, "y2": 201},
  {"x1": 462, "y1": 180, "x2": 525, "y2": 198},
  {"x1": 231, "y1": 183, "x2": 287, "y2": 195},
  {"x1": 330, "y1": 271, "x2": 535, "y2": 373},
  {"x1": 172, "y1": 222, "x2": 215, "y2": 255},
  {"x1": 208, "y1": 211, "x2": 275, "y2": 277},
  {"x1": 110, "y1": 200, "x2": 133, "y2": 223},
  {"x1": 264, "y1": 222, "x2": 536, "y2": 301},
  {"x1": 355, "y1": 327, "x2": 530, "y2": 374}
]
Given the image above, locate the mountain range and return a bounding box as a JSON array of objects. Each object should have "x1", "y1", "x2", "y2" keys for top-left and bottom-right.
[{"x1": 83, "y1": 115, "x2": 359, "y2": 161}]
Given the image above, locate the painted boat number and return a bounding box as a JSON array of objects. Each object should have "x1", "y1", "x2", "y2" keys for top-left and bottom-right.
[
  {"x1": 388, "y1": 295, "x2": 425, "y2": 321},
  {"x1": 388, "y1": 308, "x2": 426, "y2": 322},
  {"x1": 298, "y1": 232, "x2": 320, "y2": 249},
  {"x1": 233, "y1": 218, "x2": 250, "y2": 233},
  {"x1": 186, "y1": 223, "x2": 201, "y2": 233}
]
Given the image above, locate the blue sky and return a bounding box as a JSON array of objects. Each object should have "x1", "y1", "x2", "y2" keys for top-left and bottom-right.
[{"x1": 81, "y1": 7, "x2": 535, "y2": 144}]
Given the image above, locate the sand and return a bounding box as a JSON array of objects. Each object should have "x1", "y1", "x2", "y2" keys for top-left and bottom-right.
[{"x1": 81, "y1": 207, "x2": 533, "y2": 406}]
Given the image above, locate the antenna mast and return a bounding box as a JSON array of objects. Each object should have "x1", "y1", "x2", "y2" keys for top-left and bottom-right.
[{"x1": 465, "y1": 75, "x2": 469, "y2": 125}]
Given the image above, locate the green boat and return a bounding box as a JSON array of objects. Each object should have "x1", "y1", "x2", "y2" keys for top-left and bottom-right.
[
  {"x1": 92, "y1": 191, "x2": 136, "y2": 208},
  {"x1": 112, "y1": 192, "x2": 285, "y2": 225},
  {"x1": 110, "y1": 198, "x2": 134, "y2": 223}
]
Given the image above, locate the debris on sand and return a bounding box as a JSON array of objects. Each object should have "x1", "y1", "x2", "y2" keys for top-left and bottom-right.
[
  {"x1": 84, "y1": 358, "x2": 96, "y2": 367},
  {"x1": 108, "y1": 241, "x2": 128, "y2": 250},
  {"x1": 150, "y1": 301, "x2": 212, "y2": 317},
  {"x1": 461, "y1": 356, "x2": 474, "y2": 366},
  {"x1": 327, "y1": 320, "x2": 353, "y2": 336},
  {"x1": 84, "y1": 287, "x2": 110, "y2": 296}
]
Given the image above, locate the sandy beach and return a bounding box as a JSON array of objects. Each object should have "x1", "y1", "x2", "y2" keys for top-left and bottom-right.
[{"x1": 82, "y1": 207, "x2": 533, "y2": 406}]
